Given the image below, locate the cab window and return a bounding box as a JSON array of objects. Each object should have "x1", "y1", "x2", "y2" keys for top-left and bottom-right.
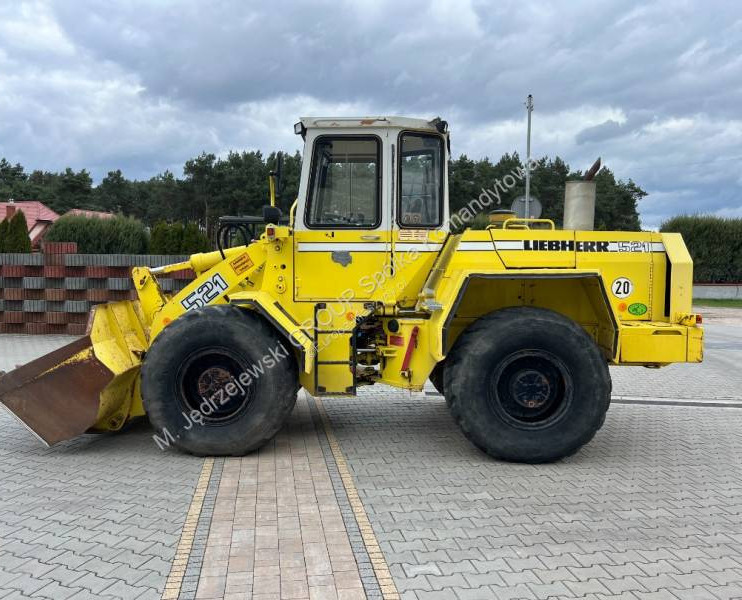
[
  {"x1": 399, "y1": 133, "x2": 443, "y2": 227},
  {"x1": 306, "y1": 136, "x2": 381, "y2": 228}
]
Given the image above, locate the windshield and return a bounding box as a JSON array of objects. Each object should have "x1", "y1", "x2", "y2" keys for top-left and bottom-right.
[{"x1": 307, "y1": 136, "x2": 380, "y2": 228}]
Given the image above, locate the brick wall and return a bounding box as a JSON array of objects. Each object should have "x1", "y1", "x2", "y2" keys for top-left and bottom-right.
[{"x1": 0, "y1": 243, "x2": 195, "y2": 335}]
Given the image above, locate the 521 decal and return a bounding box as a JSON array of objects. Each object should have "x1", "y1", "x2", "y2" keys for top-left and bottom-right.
[
  {"x1": 180, "y1": 273, "x2": 229, "y2": 311},
  {"x1": 616, "y1": 241, "x2": 651, "y2": 252}
]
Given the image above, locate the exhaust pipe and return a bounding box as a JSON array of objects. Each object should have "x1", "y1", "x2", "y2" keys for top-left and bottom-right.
[
  {"x1": 563, "y1": 181, "x2": 596, "y2": 231},
  {"x1": 563, "y1": 157, "x2": 600, "y2": 231}
]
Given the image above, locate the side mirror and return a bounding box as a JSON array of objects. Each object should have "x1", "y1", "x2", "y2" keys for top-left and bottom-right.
[{"x1": 262, "y1": 205, "x2": 282, "y2": 224}]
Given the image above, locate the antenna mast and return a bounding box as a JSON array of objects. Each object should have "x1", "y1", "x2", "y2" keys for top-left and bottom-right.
[{"x1": 524, "y1": 94, "x2": 534, "y2": 219}]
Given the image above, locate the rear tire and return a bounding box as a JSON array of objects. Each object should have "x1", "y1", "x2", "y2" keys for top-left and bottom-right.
[
  {"x1": 142, "y1": 304, "x2": 299, "y2": 455},
  {"x1": 446, "y1": 307, "x2": 610, "y2": 463}
]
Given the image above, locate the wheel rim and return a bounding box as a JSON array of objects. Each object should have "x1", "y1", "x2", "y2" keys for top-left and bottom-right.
[
  {"x1": 488, "y1": 349, "x2": 572, "y2": 429},
  {"x1": 177, "y1": 348, "x2": 256, "y2": 424}
]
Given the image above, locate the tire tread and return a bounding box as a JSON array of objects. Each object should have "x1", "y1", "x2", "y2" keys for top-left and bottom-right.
[
  {"x1": 445, "y1": 307, "x2": 611, "y2": 463},
  {"x1": 141, "y1": 304, "x2": 299, "y2": 456}
]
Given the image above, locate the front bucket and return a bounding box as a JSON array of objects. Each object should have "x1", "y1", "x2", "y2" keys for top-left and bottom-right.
[{"x1": 0, "y1": 301, "x2": 148, "y2": 446}]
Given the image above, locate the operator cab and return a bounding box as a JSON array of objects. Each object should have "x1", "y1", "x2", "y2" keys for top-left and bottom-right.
[{"x1": 292, "y1": 116, "x2": 450, "y2": 303}]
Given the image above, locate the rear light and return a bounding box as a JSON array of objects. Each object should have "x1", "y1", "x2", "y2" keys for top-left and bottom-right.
[
  {"x1": 696, "y1": 314, "x2": 703, "y2": 324},
  {"x1": 266, "y1": 226, "x2": 276, "y2": 240}
]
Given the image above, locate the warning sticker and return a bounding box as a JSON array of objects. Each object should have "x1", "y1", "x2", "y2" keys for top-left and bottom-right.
[{"x1": 229, "y1": 253, "x2": 254, "y2": 275}]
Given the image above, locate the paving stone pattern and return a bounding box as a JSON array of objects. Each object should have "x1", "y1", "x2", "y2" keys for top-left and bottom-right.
[
  {"x1": 306, "y1": 396, "x2": 385, "y2": 599},
  {"x1": 0, "y1": 334, "x2": 78, "y2": 372},
  {"x1": 177, "y1": 459, "x2": 224, "y2": 599},
  {"x1": 190, "y1": 395, "x2": 368, "y2": 600},
  {"x1": 322, "y1": 387, "x2": 742, "y2": 600},
  {"x1": 0, "y1": 415, "x2": 204, "y2": 600},
  {"x1": 1, "y1": 317, "x2": 741, "y2": 599}
]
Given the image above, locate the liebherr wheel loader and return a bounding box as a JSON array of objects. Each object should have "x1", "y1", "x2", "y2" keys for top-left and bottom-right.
[{"x1": 0, "y1": 117, "x2": 703, "y2": 463}]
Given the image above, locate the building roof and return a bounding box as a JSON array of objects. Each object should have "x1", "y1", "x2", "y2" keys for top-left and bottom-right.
[
  {"x1": 66, "y1": 209, "x2": 116, "y2": 220},
  {"x1": 0, "y1": 201, "x2": 61, "y2": 246},
  {"x1": 0, "y1": 201, "x2": 60, "y2": 228}
]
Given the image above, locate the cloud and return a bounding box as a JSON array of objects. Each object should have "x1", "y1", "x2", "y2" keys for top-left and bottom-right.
[
  {"x1": 576, "y1": 120, "x2": 626, "y2": 145},
  {"x1": 0, "y1": 0, "x2": 739, "y2": 228}
]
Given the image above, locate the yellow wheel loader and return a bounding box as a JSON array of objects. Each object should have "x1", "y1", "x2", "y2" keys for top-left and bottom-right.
[{"x1": 0, "y1": 117, "x2": 703, "y2": 463}]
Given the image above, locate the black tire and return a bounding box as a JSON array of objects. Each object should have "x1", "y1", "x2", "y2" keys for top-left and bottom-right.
[
  {"x1": 429, "y1": 361, "x2": 445, "y2": 396},
  {"x1": 141, "y1": 304, "x2": 299, "y2": 455},
  {"x1": 446, "y1": 307, "x2": 611, "y2": 463}
]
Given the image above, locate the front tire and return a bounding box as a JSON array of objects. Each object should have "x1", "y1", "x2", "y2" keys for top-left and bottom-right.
[
  {"x1": 446, "y1": 307, "x2": 611, "y2": 463},
  {"x1": 141, "y1": 305, "x2": 299, "y2": 455}
]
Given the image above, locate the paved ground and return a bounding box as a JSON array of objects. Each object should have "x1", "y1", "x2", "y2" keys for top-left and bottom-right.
[
  {"x1": 0, "y1": 416, "x2": 204, "y2": 599},
  {"x1": 0, "y1": 308, "x2": 740, "y2": 599},
  {"x1": 188, "y1": 396, "x2": 372, "y2": 600},
  {"x1": 325, "y1": 392, "x2": 742, "y2": 600}
]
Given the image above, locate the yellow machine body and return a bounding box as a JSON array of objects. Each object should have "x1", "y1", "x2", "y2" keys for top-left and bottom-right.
[{"x1": 0, "y1": 116, "x2": 703, "y2": 445}]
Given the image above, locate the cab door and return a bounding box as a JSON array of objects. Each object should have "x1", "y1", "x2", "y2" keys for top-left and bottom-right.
[
  {"x1": 392, "y1": 131, "x2": 449, "y2": 306},
  {"x1": 294, "y1": 134, "x2": 390, "y2": 300}
]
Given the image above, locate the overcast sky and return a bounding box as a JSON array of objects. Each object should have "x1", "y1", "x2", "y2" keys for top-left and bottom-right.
[{"x1": 0, "y1": 0, "x2": 740, "y2": 228}]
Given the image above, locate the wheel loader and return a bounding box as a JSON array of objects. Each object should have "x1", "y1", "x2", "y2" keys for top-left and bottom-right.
[{"x1": 0, "y1": 116, "x2": 703, "y2": 463}]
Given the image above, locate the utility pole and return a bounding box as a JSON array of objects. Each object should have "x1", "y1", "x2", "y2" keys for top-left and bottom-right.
[{"x1": 524, "y1": 94, "x2": 533, "y2": 219}]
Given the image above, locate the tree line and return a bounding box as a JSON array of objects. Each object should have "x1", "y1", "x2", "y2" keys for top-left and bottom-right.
[
  {"x1": 5, "y1": 153, "x2": 738, "y2": 282},
  {"x1": 449, "y1": 153, "x2": 642, "y2": 230},
  {"x1": 0, "y1": 150, "x2": 643, "y2": 233},
  {"x1": 0, "y1": 152, "x2": 301, "y2": 233}
]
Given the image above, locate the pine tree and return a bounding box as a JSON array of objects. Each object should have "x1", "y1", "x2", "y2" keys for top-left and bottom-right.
[
  {"x1": 181, "y1": 222, "x2": 211, "y2": 253},
  {"x1": 164, "y1": 223, "x2": 184, "y2": 254},
  {"x1": 8, "y1": 210, "x2": 32, "y2": 252},
  {"x1": 149, "y1": 222, "x2": 169, "y2": 254},
  {"x1": 0, "y1": 218, "x2": 9, "y2": 252}
]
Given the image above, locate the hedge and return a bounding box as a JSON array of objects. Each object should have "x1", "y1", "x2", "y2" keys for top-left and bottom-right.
[
  {"x1": 45, "y1": 214, "x2": 149, "y2": 254},
  {"x1": 660, "y1": 215, "x2": 742, "y2": 283},
  {"x1": 149, "y1": 222, "x2": 211, "y2": 254}
]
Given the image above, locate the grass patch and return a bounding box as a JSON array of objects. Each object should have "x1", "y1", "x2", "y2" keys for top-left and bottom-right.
[{"x1": 693, "y1": 298, "x2": 742, "y2": 308}]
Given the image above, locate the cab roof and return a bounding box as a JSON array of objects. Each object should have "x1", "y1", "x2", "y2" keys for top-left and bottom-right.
[{"x1": 298, "y1": 116, "x2": 447, "y2": 134}]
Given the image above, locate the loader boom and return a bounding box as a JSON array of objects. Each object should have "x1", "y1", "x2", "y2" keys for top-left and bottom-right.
[{"x1": 134, "y1": 245, "x2": 264, "y2": 340}]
